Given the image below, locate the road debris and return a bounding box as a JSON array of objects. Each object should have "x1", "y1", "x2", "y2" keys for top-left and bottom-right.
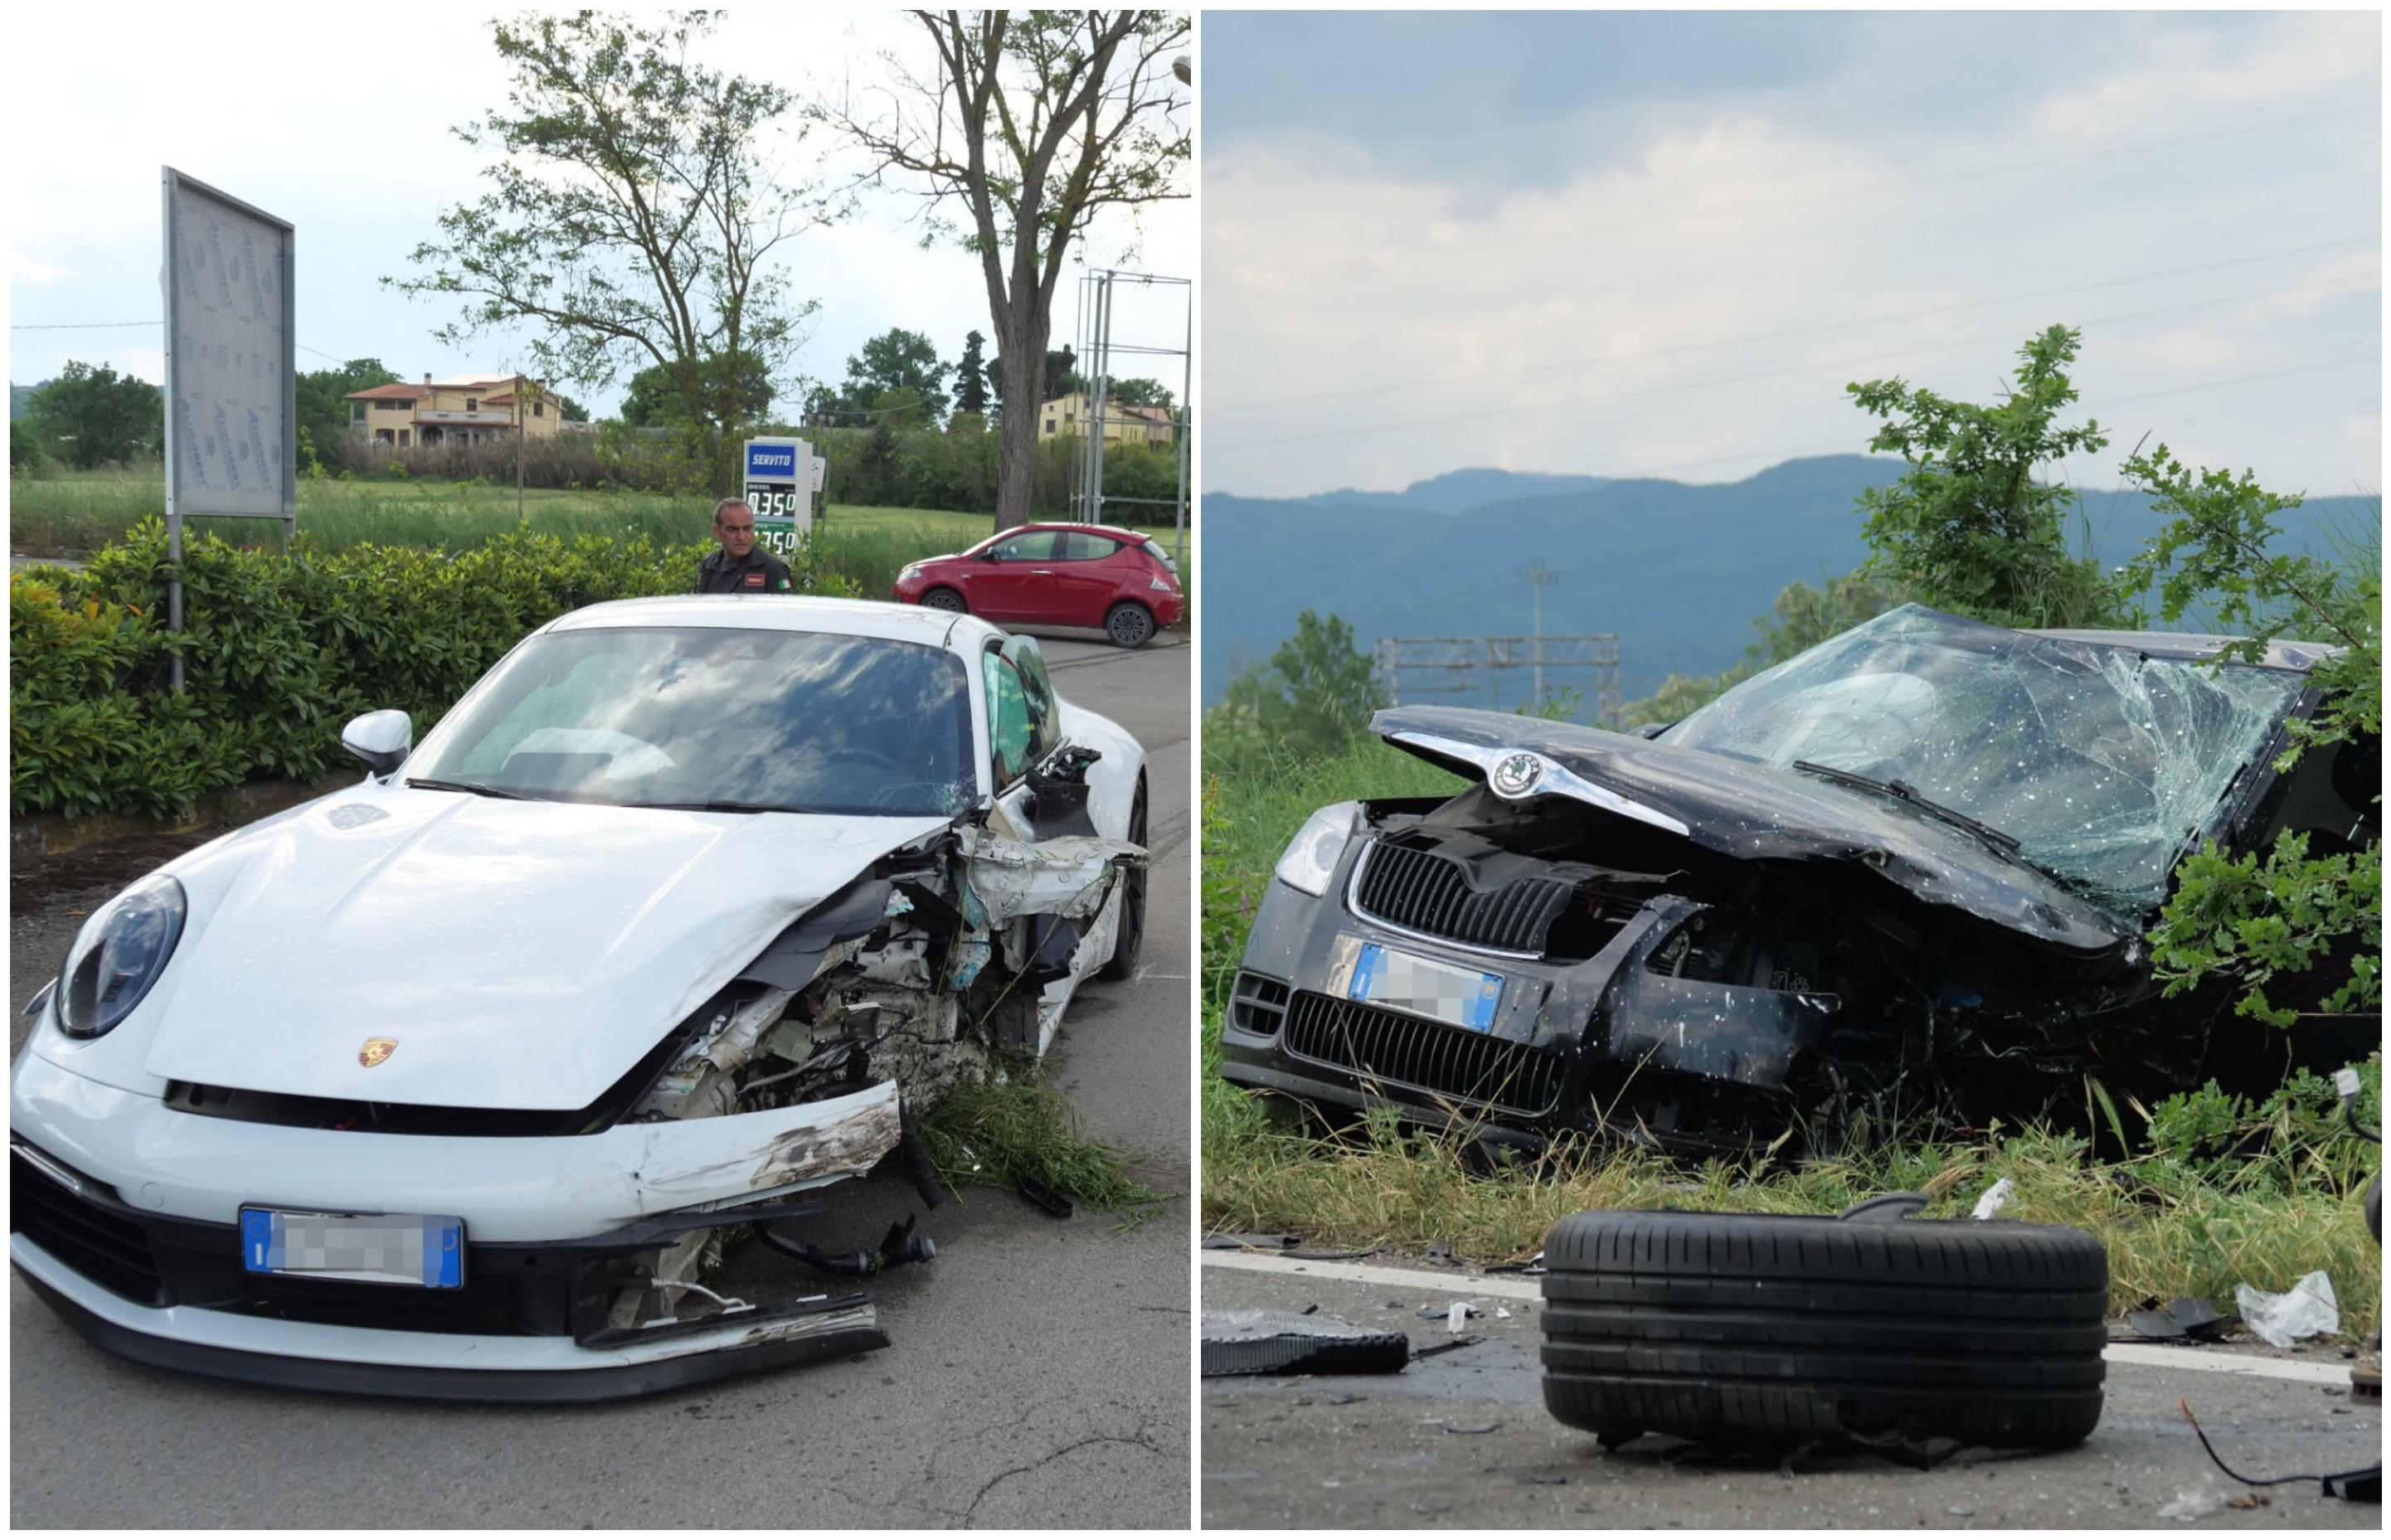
[
  {"x1": 1971, "y1": 1178, "x2": 2014, "y2": 1220},
  {"x1": 2234, "y1": 1270, "x2": 2340, "y2": 1348},
  {"x1": 2126, "y1": 1296, "x2": 2231, "y2": 1342},
  {"x1": 1199, "y1": 1309, "x2": 1410, "y2": 1378}
]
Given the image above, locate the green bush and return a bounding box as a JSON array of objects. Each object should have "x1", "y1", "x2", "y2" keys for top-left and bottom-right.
[{"x1": 9, "y1": 517, "x2": 858, "y2": 819}]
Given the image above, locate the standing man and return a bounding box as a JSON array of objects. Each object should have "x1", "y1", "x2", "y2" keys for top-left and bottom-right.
[{"x1": 696, "y1": 497, "x2": 795, "y2": 593}]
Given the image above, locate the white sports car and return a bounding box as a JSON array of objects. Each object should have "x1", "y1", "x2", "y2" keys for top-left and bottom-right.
[{"x1": 12, "y1": 595, "x2": 1149, "y2": 1399}]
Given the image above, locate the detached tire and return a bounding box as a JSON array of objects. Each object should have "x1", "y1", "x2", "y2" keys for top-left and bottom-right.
[{"x1": 1540, "y1": 1209, "x2": 2107, "y2": 1453}]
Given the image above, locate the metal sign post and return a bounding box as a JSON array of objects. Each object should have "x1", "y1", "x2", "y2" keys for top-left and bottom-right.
[
  {"x1": 162, "y1": 167, "x2": 297, "y2": 689},
  {"x1": 741, "y1": 436, "x2": 815, "y2": 554}
]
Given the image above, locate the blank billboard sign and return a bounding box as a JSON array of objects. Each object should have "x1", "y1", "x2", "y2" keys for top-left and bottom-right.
[{"x1": 163, "y1": 168, "x2": 294, "y2": 520}]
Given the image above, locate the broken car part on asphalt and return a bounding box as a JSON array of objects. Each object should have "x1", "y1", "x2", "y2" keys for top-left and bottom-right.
[
  {"x1": 11, "y1": 598, "x2": 1149, "y2": 1400},
  {"x1": 1199, "y1": 1309, "x2": 1412, "y2": 1377},
  {"x1": 1538, "y1": 1203, "x2": 2109, "y2": 1455},
  {"x1": 1221, "y1": 605, "x2": 2377, "y2": 1155}
]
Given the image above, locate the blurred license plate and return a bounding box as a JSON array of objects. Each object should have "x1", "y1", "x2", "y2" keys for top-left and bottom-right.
[
  {"x1": 239, "y1": 1207, "x2": 464, "y2": 1289},
  {"x1": 1330, "y1": 938, "x2": 1504, "y2": 1033}
]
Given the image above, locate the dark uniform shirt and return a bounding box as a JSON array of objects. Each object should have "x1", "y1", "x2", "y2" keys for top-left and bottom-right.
[{"x1": 696, "y1": 546, "x2": 795, "y2": 595}]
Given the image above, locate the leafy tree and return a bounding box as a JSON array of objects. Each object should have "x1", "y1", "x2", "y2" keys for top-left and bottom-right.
[
  {"x1": 1848, "y1": 325, "x2": 2138, "y2": 629},
  {"x1": 25, "y1": 362, "x2": 163, "y2": 469},
  {"x1": 842, "y1": 329, "x2": 946, "y2": 426},
  {"x1": 1110, "y1": 376, "x2": 1175, "y2": 412},
  {"x1": 296, "y1": 357, "x2": 401, "y2": 455},
  {"x1": 390, "y1": 11, "x2": 829, "y2": 490},
  {"x1": 819, "y1": 11, "x2": 1190, "y2": 527},
  {"x1": 1217, "y1": 610, "x2": 1387, "y2": 754},
  {"x1": 952, "y1": 330, "x2": 989, "y2": 418},
  {"x1": 870, "y1": 386, "x2": 933, "y2": 431},
  {"x1": 2122, "y1": 448, "x2": 2380, "y2": 1029},
  {"x1": 557, "y1": 393, "x2": 590, "y2": 423},
  {"x1": 621, "y1": 350, "x2": 775, "y2": 430}
]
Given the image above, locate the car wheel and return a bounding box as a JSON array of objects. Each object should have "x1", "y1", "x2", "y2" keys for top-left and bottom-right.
[
  {"x1": 1105, "y1": 600, "x2": 1154, "y2": 649},
  {"x1": 1539, "y1": 1208, "x2": 2107, "y2": 1453},
  {"x1": 921, "y1": 586, "x2": 966, "y2": 613},
  {"x1": 1099, "y1": 780, "x2": 1148, "y2": 982}
]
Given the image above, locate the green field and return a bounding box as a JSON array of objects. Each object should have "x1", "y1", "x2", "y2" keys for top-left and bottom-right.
[{"x1": 7, "y1": 470, "x2": 1189, "y2": 606}]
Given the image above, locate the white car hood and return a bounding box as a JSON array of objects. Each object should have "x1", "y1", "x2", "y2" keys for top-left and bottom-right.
[{"x1": 144, "y1": 790, "x2": 953, "y2": 1110}]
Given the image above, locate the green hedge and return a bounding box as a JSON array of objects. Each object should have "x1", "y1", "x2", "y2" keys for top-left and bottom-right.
[{"x1": 10, "y1": 517, "x2": 856, "y2": 819}]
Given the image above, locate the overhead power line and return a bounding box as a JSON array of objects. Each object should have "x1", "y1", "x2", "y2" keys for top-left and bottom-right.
[
  {"x1": 9, "y1": 318, "x2": 357, "y2": 369},
  {"x1": 1210, "y1": 275, "x2": 2383, "y2": 455},
  {"x1": 1211, "y1": 233, "x2": 2381, "y2": 415}
]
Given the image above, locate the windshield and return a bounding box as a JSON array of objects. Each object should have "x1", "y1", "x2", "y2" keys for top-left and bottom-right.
[
  {"x1": 408, "y1": 626, "x2": 976, "y2": 817},
  {"x1": 1663, "y1": 605, "x2": 2306, "y2": 914}
]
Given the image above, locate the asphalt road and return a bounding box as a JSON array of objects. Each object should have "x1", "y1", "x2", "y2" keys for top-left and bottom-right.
[
  {"x1": 1199, "y1": 1254, "x2": 2382, "y2": 1529},
  {"x1": 9, "y1": 630, "x2": 1193, "y2": 1528}
]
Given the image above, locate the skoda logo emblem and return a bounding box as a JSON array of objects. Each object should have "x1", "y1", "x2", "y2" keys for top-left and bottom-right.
[{"x1": 1490, "y1": 751, "x2": 1544, "y2": 799}]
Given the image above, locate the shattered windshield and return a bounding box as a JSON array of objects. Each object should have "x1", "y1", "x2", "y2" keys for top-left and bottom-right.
[
  {"x1": 1662, "y1": 605, "x2": 2306, "y2": 914},
  {"x1": 409, "y1": 626, "x2": 976, "y2": 816}
]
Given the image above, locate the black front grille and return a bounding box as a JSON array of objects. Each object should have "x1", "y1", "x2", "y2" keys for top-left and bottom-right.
[
  {"x1": 11, "y1": 1149, "x2": 167, "y2": 1305},
  {"x1": 1281, "y1": 991, "x2": 1566, "y2": 1117},
  {"x1": 1353, "y1": 840, "x2": 1573, "y2": 955}
]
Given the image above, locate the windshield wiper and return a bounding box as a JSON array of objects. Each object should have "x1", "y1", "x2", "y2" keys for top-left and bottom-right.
[
  {"x1": 406, "y1": 777, "x2": 534, "y2": 801},
  {"x1": 1791, "y1": 760, "x2": 2023, "y2": 853}
]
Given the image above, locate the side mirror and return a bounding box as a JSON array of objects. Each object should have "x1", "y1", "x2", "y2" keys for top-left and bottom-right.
[{"x1": 341, "y1": 709, "x2": 413, "y2": 777}]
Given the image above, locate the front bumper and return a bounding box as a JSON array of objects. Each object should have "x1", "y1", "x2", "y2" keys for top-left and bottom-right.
[
  {"x1": 1218, "y1": 837, "x2": 1832, "y2": 1153},
  {"x1": 10, "y1": 1049, "x2": 906, "y2": 1399}
]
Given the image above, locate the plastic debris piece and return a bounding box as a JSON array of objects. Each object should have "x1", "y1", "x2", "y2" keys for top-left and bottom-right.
[
  {"x1": 1443, "y1": 1421, "x2": 1499, "y2": 1435},
  {"x1": 2159, "y1": 1484, "x2": 2224, "y2": 1522},
  {"x1": 1199, "y1": 1309, "x2": 1410, "y2": 1377},
  {"x1": 1447, "y1": 1301, "x2": 1470, "y2": 1334},
  {"x1": 1971, "y1": 1177, "x2": 2014, "y2": 1221},
  {"x1": 1016, "y1": 1175, "x2": 1073, "y2": 1218},
  {"x1": 1412, "y1": 1335, "x2": 1478, "y2": 1360},
  {"x1": 2234, "y1": 1270, "x2": 2340, "y2": 1349},
  {"x1": 1495, "y1": 1306, "x2": 1513, "y2": 1320}
]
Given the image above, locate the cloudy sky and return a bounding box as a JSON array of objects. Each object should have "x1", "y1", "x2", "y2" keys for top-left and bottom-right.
[
  {"x1": 1204, "y1": 10, "x2": 2380, "y2": 499},
  {"x1": 6, "y1": 7, "x2": 1192, "y2": 419}
]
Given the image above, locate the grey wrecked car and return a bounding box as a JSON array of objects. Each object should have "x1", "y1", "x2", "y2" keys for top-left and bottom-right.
[{"x1": 1220, "y1": 605, "x2": 2375, "y2": 1155}]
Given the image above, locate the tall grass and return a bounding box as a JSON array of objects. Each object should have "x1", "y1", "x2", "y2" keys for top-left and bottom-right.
[{"x1": 1200, "y1": 722, "x2": 2384, "y2": 1332}]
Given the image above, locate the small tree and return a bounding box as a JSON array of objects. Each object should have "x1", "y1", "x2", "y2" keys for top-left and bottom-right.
[
  {"x1": 817, "y1": 11, "x2": 1190, "y2": 528},
  {"x1": 390, "y1": 11, "x2": 829, "y2": 492},
  {"x1": 952, "y1": 329, "x2": 990, "y2": 418},
  {"x1": 1848, "y1": 325, "x2": 2137, "y2": 629},
  {"x1": 1216, "y1": 610, "x2": 1388, "y2": 755},
  {"x1": 2122, "y1": 447, "x2": 2381, "y2": 1028}
]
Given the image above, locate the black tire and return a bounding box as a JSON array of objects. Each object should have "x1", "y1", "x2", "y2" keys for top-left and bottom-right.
[
  {"x1": 1105, "y1": 600, "x2": 1155, "y2": 649},
  {"x1": 921, "y1": 587, "x2": 966, "y2": 613},
  {"x1": 1098, "y1": 780, "x2": 1147, "y2": 982},
  {"x1": 1539, "y1": 1209, "x2": 2107, "y2": 1453}
]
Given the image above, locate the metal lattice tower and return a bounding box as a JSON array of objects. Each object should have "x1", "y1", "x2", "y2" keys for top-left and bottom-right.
[{"x1": 1374, "y1": 634, "x2": 1623, "y2": 727}]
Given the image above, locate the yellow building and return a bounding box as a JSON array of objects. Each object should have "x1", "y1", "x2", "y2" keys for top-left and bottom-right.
[
  {"x1": 344, "y1": 372, "x2": 568, "y2": 447},
  {"x1": 1037, "y1": 391, "x2": 1176, "y2": 447}
]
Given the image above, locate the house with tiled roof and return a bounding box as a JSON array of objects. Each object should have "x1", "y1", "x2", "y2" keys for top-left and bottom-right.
[{"x1": 344, "y1": 372, "x2": 567, "y2": 447}]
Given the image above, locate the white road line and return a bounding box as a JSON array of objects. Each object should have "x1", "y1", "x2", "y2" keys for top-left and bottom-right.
[{"x1": 1199, "y1": 1251, "x2": 2360, "y2": 1387}]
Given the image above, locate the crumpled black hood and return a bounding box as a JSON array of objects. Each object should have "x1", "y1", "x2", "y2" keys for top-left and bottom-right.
[{"x1": 1373, "y1": 706, "x2": 2137, "y2": 956}]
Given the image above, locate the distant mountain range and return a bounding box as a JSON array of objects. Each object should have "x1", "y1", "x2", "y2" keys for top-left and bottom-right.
[
  {"x1": 11, "y1": 383, "x2": 39, "y2": 420},
  {"x1": 1201, "y1": 454, "x2": 2373, "y2": 709}
]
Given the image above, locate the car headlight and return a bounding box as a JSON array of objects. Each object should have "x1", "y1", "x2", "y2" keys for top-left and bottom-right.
[
  {"x1": 56, "y1": 873, "x2": 186, "y2": 1038},
  {"x1": 1274, "y1": 803, "x2": 1358, "y2": 897},
  {"x1": 898, "y1": 565, "x2": 923, "y2": 584}
]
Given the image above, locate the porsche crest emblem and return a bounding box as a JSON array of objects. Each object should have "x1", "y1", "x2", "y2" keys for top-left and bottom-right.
[
  {"x1": 1490, "y1": 751, "x2": 1544, "y2": 799},
  {"x1": 358, "y1": 1037, "x2": 398, "y2": 1069}
]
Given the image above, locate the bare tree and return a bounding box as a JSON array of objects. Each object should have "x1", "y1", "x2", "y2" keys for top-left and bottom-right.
[
  {"x1": 389, "y1": 11, "x2": 829, "y2": 490},
  {"x1": 819, "y1": 11, "x2": 1190, "y2": 527}
]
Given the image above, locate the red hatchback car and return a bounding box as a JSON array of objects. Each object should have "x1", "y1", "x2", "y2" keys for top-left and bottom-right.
[{"x1": 892, "y1": 522, "x2": 1185, "y2": 648}]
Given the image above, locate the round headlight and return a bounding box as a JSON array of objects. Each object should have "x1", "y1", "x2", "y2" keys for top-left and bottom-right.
[
  {"x1": 56, "y1": 873, "x2": 187, "y2": 1038},
  {"x1": 1274, "y1": 803, "x2": 1358, "y2": 898}
]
